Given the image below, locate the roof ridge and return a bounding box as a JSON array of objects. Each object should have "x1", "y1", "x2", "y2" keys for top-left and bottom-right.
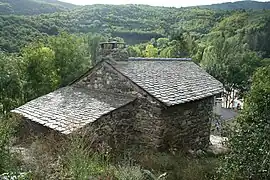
[{"x1": 128, "y1": 57, "x2": 192, "y2": 61}]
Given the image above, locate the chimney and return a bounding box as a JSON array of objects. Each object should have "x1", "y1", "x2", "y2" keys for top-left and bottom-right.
[
  {"x1": 214, "y1": 97, "x2": 222, "y2": 116},
  {"x1": 99, "y1": 40, "x2": 128, "y2": 61}
]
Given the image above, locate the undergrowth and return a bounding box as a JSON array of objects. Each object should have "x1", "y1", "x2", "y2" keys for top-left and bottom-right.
[{"x1": 16, "y1": 133, "x2": 220, "y2": 180}]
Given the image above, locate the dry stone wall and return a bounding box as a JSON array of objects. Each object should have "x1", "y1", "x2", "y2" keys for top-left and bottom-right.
[
  {"x1": 161, "y1": 96, "x2": 214, "y2": 151},
  {"x1": 75, "y1": 62, "x2": 136, "y2": 95}
]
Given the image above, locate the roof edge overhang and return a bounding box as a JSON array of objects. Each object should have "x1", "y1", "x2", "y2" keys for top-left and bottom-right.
[{"x1": 165, "y1": 89, "x2": 223, "y2": 107}]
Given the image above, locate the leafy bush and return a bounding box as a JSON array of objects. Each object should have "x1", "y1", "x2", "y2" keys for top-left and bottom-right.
[
  {"x1": 64, "y1": 137, "x2": 111, "y2": 179},
  {"x1": 139, "y1": 152, "x2": 218, "y2": 180},
  {"x1": 218, "y1": 66, "x2": 270, "y2": 179},
  {"x1": 0, "y1": 116, "x2": 19, "y2": 174}
]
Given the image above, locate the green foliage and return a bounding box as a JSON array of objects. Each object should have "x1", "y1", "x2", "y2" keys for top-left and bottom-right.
[
  {"x1": 0, "y1": 52, "x2": 23, "y2": 115},
  {"x1": 64, "y1": 138, "x2": 110, "y2": 179},
  {"x1": 22, "y1": 43, "x2": 59, "y2": 100},
  {"x1": 0, "y1": 4, "x2": 228, "y2": 53},
  {"x1": 143, "y1": 44, "x2": 158, "y2": 57},
  {"x1": 218, "y1": 66, "x2": 270, "y2": 179},
  {"x1": 114, "y1": 164, "x2": 145, "y2": 180},
  {"x1": 0, "y1": 0, "x2": 77, "y2": 15},
  {"x1": 129, "y1": 32, "x2": 197, "y2": 58},
  {"x1": 201, "y1": 34, "x2": 262, "y2": 97},
  {"x1": 0, "y1": 116, "x2": 19, "y2": 174},
  {"x1": 48, "y1": 32, "x2": 90, "y2": 86},
  {"x1": 200, "y1": 1, "x2": 270, "y2": 10},
  {"x1": 86, "y1": 34, "x2": 104, "y2": 66},
  {"x1": 139, "y1": 152, "x2": 218, "y2": 180},
  {"x1": 0, "y1": 32, "x2": 92, "y2": 116},
  {"x1": 1, "y1": 3, "x2": 270, "y2": 55},
  {"x1": 127, "y1": 46, "x2": 143, "y2": 57}
]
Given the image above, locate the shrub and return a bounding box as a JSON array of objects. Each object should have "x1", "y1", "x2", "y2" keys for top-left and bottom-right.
[
  {"x1": 218, "y1": 66, "x2": 270, "y2": 179},
  {"x1": 139, "y1": 151, "x2": 218, "y2": 180},
  {"x1": 0, "y1": 115, "x2": 19, "y2": 174}
]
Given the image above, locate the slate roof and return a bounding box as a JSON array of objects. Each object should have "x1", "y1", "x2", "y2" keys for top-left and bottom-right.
[
  {"x1": 12, "y1": 86, "x2": 135, "y2": 134},
  {"x1": 108, "y1": 57, "x2": 223, "y2": 106}
]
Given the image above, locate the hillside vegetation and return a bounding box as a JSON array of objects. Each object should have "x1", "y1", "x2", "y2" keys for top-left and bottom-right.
[
  {"x1": 1, "y1": 4, "x2": 270, "y2": 54},
  {"x1": 200, "y1": 0, "x2": 270, "y2": 10},
  {"x1": 0, "y1": 5, "x2": 225, "y2": 52},
  {"x1": 0, "y1": 0, "x2": 77, "y2": 15}
]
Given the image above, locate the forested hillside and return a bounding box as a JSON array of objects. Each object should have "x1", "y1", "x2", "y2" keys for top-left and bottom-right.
[
  {"x1": 200, "y1": 0, "x2": 270, "y2": 10},
  {"x1": 0, "y1": 0, "x2": 77, "y2": 15},
  {"x1": 1, "y1": 4, "x2": 270, "y2": 54},
  {"x1": 0, "y1": 5, "x2": 226, "y2": 52}
]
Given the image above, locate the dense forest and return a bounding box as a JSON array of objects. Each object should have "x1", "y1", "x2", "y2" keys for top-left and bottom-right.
[
  {"x1": 199, "y1": 0, "x2": 270, "y2": 10},
  {"x1": 0, "y1": 0, "x2": 270, "y2": 179},
  {"x1": 0, "y1": 0, "x2": 77, "y2": 15}
]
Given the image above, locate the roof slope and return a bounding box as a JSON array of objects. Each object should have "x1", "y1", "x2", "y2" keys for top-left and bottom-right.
[
  {"x1": 109, "y1": 58, "x2": 223, "y2": 106},
  {"x1": 12, "y1": 86, "x2": 135, "y2": 134}
]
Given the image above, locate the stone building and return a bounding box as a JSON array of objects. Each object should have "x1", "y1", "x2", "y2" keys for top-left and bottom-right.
[{"x1": 12, "y1": 43, "x2": 223, "y2": 152}]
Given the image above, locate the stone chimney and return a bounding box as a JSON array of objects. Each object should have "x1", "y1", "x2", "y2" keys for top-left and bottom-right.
[
  {"x1": 99, "y1": 40, "x2": 129, "y2": 61},
  {"x1": 214, "y1": 97, "x2": 222, "y2": 116}
]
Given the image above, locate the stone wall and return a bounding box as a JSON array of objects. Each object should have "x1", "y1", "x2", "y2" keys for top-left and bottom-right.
[
  {"x1": 161, "y1": 96, "x2": 215, "y2": 151},
  {"x1": 81, "y1": 96, "x2": 214, "y2": 153},
  {"x1": 82, "y1": 102, "x2": 136, "y2": 153},
  {"x1": 75, "y1": 62, "x2": 136, "y2": 96},
  {"x1": 100, "y1": 48, "x2": 129, "y2": 61},
  {"x1": 81, "y1": 97, "x2": 165, "y2": 153},
  {"x1": 16, "y1": 117, "x2": 64, "y2": 144}
]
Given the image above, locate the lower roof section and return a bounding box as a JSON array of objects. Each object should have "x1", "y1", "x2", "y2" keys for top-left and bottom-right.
[{"x1": 12, "y1": 86, "x2": 135, "y2": 135}]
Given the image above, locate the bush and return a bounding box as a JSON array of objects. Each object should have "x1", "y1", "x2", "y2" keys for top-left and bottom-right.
[
  {"x1": 218, "y1": 66, "x2": 270, "y2": 179},
  {"x1": 138, "y1": 152, "x2": 218, "y2": 180},
  {"x1": 0, "y1": 116, "x2": 19, "y2": 174},
  {"x1": 16, "y1": 132, "x2": 220, "y2": 180},
  {"x1": 64, "y1": 137, "x2": 112, "y2": 179}
]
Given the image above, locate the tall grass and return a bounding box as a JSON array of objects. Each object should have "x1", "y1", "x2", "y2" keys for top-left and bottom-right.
[
  {"x1": 0, "y1": 115, "x2": 19, "y2": 174},
  {"x1": 14, "y1": 132, "x2": 220, "y2": 180}
]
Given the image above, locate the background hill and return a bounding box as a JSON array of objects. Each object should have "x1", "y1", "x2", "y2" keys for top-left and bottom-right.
[
  {"x1": 199, "y1": 0, "x2": 270, "y2": 10},
  {"x1": 0, "y1": 4, "x2": 223, "y2": 52},
  {"x1": 0, "y1": 1, "x2": 270, "y2": 53},
  {"x1": 0, "y1": 0, "x2": 77, "y2": 15}
]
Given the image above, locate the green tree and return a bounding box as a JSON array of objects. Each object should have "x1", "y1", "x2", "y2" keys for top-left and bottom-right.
[
  {"x1": 201, "y1": 35, "x2": 261, "y2": 107},
  {"x1": 219, "y1": 66, "x2": 270, "y2": 179},
  {"x1": 143, "y1": 44, "x2": 158, "y2": 57},
  {"x1": 48, "y1": 32, "x2": 90, "y2": 86},
  {"x1": 86, "y1": 34, "x2": 103, "y2": 66},
  {"x1": 127, "y1": 46, "x2": 142, "y2": 57},
  {"x1": 0, "y1": 52, "x2": 23, "y2": 115},
  {"x1": 156, "y1": 38, "x2": 169, "y2": 49},
  {"x1": 159, "y1": 46, "x2": 177, "y2": 58},
  {"x1": 22, "y1": 43, "x2": 59, "y2": 100}
]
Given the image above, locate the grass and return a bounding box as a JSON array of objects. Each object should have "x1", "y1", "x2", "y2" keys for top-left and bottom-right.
[
  {"x1": 1, "y1": 122, "x2": 221, "y2": 180},
  {"x1": 0, "y1": 115, "x2": 21, "y2": 174},
  {"x1": 137, "y1": 151, "x2": 219, "y2": 180}
]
